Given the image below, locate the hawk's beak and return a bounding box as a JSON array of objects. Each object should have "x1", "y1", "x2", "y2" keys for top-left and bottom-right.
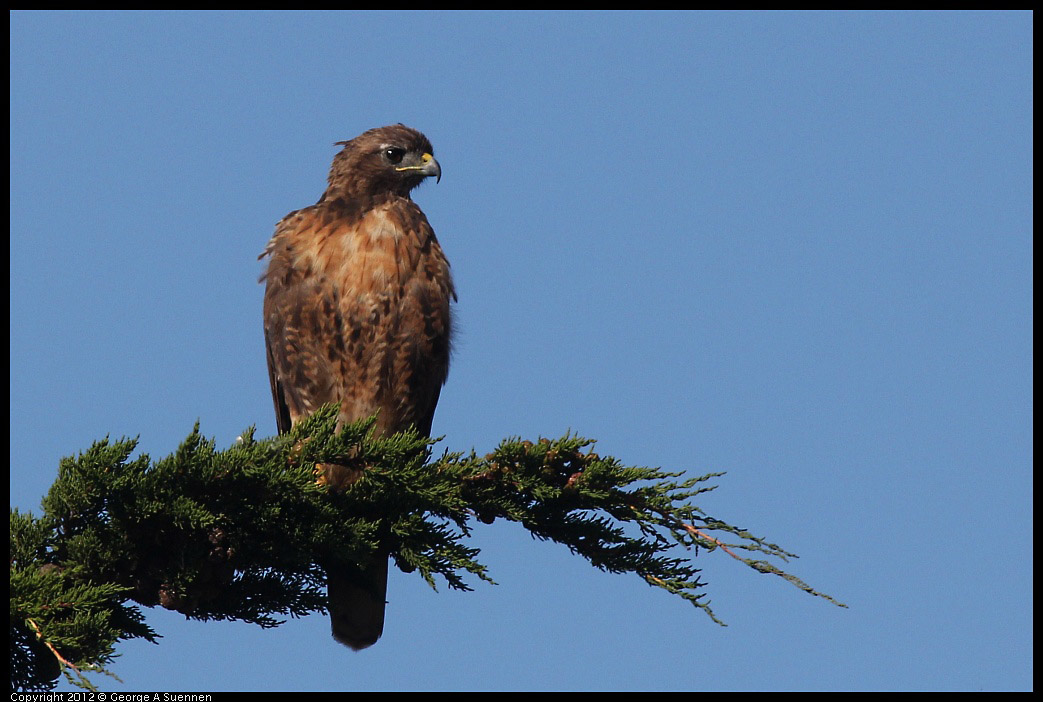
[{"x1": 396, "y1": 152, "x2": 441, "y2": 183}]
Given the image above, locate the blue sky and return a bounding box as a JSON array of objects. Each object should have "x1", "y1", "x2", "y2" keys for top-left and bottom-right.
[{"x1": 10, "y1": 10, "x2": 1032, "y2": 692}]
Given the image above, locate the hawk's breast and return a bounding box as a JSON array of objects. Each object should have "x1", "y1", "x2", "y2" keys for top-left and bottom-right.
[{"x1": 263, "y1": 198, "x2": 453, "y2": 437}]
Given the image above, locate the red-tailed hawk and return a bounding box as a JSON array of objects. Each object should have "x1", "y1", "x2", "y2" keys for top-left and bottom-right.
[{"x1": 260, "y1": 124, "x2": 454, "y2": 650}]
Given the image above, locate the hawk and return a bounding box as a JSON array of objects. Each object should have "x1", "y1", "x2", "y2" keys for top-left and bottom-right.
[{"x1": 260, "y1": 124, "x2": 454, "y2": 650}]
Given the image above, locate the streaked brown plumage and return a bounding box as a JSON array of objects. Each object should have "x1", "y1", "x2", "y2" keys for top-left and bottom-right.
[{"x1": 260, "y1": 124, "x2": 453, "y2": 650}]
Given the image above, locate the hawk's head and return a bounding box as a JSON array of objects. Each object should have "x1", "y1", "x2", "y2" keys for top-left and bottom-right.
[{"x1": 324, "y1": 124, "x2": 440, "y2": 202}]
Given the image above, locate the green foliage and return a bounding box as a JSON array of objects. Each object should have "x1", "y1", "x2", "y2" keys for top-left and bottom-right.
[
  {"x1": 10, "y1": 406, "x2": 844, "y2": 691},
  {"x1": 10, "y1": 509, "x2": 156, "y2": 691}
]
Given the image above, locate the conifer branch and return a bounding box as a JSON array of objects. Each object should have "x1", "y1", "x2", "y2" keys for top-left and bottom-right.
[{"x1": 10, "y1": 405, "x2": 844, "y2": 691}]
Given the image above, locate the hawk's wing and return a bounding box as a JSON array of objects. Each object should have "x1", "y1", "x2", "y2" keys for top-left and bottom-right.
[
  {"x1": 265, "y1": 326, "x2": 293, "y2": 435},
  {"x1": 261, "y1": 206, "x2": 345, "y2": 435}
]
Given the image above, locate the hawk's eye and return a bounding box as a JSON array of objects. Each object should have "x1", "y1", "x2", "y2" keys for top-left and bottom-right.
[{"x1": 384, "y1": 147, "x2": 406, "y2": 165}]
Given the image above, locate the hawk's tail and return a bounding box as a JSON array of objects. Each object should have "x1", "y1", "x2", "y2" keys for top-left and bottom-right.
[{"x1": 327, "y1": 556, "x2": 389, "y2": 651}]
